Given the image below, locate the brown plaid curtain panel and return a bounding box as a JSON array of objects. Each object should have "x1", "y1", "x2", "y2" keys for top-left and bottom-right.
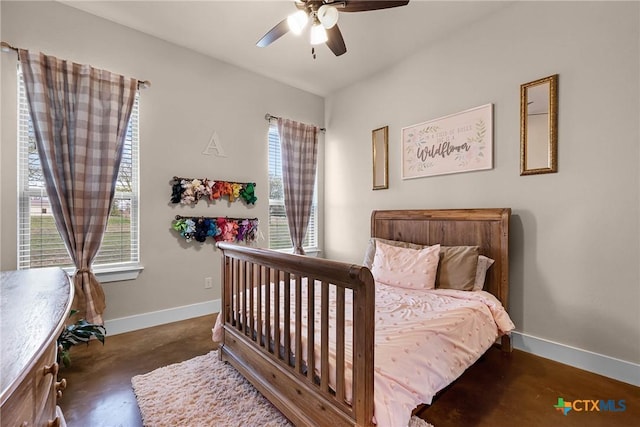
[
  {"x1": 19, "y1": 50, "x2": 137, "y2": 325},
  {"x1": 277, "y1": 118, "x2": 319, "y2": 255}
]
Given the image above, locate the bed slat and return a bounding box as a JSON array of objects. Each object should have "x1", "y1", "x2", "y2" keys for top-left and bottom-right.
[
  {"x1": 283, "y1": 272, "x2": 291, "y2": 364},
  {"x1": 274, "y1": 269, "x2": 281, "y2": 357},
  {"x1": 256, "y1": 265, "x2": 263, "y2": 347},
  {"x1": 248, "y1": 263, "x2": 254, "y2": 339},
  {"x1": 306, "y1": 277, "x2": 316, "y2": 382},
  {"x1": 336, "y1": 286, "x2": 346, "y2": 403},
  {"x1": 320, "y1": 281, "x2": 330, "y2": 393},
  {"x1": 295, "y1": 275, "x2": 303, "y2": 373},
  {"x1": 265, "y1": 267, "x2": 272, "y2": 352},
  {"x1": 234, "y1": 259, "x2": 240, "y2": 329},
  {"x1": 242, "y1": 260, "x2": 248, "y2": 336}
]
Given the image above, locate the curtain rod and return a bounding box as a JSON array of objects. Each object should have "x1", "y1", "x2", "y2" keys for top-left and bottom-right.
[
  {"x1": 265, "y1": 113, "x2": 326, "y2": 132},
  {"x1": 1, "y1": 41, "x2": 151, "y2": 89}
]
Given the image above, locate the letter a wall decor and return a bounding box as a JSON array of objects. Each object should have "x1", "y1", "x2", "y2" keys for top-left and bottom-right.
[{"x1": 401, "y1": 103, "x2": 493, "y2": 179}]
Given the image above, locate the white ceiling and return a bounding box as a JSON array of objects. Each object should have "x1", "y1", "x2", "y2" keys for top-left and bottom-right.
[{"x1": 60, "y1": 0, "x2": 512, "y2": 97}]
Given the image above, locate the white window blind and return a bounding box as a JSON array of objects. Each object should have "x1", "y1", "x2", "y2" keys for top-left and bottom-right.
[
  {"x1": 268, "y1": 123, "x2": 318, "y2": 251},
  {"x1": 17, "y1": 69, "x2": 140, "y2": 270}
]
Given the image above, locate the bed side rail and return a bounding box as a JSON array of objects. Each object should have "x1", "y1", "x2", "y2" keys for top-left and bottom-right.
[{"x1": 216, "y1": 242, "x2": 375, "y2": 427}]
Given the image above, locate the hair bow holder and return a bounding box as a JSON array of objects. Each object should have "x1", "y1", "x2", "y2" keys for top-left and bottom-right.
[
  {"x1": 172, "y1": 215, "x2": 259, "y2": 244},
  {"x1": 170, "y1": 176, "x2": 257, "y2": 205}
]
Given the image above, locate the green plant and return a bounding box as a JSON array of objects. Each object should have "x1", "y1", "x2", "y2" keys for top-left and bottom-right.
[{"x1": 57, "y1": 310, "x2": 106, "y2": 367}]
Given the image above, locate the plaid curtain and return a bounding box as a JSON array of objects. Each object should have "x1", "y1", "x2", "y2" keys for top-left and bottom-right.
[
  {"x1": 277, "y1": 118, "x2": 319, "y2": 255},
  {"x1": 19, "y1": 50, "x2": 137, "y2": 325}
]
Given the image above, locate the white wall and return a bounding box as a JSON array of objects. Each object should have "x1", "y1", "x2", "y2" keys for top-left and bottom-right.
[
  {"x1": 324, "y1": 0, "x2": 640, "y2": 367},
  {"x1": 0, "y1": 1, "x2": 324, "y2": 322}
]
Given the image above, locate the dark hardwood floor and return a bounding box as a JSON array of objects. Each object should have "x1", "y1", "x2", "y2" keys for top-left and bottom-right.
[
  {"x1": 59, "y1": 315, "x2": 639, "y2": 427},
  {"x1": 59, "y1": 314, "x2": 217, "y2": 427}
]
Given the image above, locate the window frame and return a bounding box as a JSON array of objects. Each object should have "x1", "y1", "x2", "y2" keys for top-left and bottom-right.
[{"x1": 16, "y1": 68, "x2": 142, "y2": 282}]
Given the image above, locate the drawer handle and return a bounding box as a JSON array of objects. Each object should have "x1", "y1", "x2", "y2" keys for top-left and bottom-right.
[
  {"x1": 47, "y1": 416, "x2": 61, "y2": 427},
  {"x1": 44, "y1": 362, "x2": 59, "y2": 377},
  {"x1": 55, "y1": 378, "x2": 67, "y2": 398}
]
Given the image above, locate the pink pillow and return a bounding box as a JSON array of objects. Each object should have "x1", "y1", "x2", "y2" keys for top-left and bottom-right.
[{"x1": 371, "y1": 241, "x2": 440, "y2": 290}]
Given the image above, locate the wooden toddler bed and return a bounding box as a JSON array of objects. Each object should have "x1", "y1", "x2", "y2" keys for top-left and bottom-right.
[{"x1": 215, "y1": 208, "x2": 512, "y2": 427}]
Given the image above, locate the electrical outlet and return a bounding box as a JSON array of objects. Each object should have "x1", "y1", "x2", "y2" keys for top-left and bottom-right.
[{"x1": 204, "y1": 277, "x2": 213, "y2": 289}]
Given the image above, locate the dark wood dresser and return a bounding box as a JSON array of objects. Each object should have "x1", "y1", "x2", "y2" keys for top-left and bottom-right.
[{"x1": 1, "y1": 268, "x2": 73, "y2": 427}]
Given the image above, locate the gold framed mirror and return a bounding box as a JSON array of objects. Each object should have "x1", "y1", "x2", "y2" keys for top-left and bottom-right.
[
  {"x1": 520, "y1": 74, "x2": 558, "y2": 175},
  {"x1": 372, "y1": 126, "x2": 389, "y2": 190}
]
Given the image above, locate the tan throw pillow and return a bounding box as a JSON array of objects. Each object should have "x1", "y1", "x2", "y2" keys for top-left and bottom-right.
[
  {"x1": 436, "y1": 246, "x2": 480, "y2": 291},
  {"x1": 362, "y1": 237, "x2": 424, "y2": 269}
]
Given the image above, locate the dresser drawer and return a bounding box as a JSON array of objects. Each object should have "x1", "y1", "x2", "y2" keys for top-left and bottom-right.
[
  {"x1": 34, "y1": 345, "x2": 58, "y2": 427},
  {"x1": 1, "y1": 373, "x2": 34, "y2": 427}
]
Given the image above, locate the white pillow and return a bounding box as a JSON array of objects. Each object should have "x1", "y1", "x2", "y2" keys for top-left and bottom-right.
[
  {"x1": 473, "y1": 255, "x2": 495, "y2": 291},
  {"x1": 371, "y1": 241, "x2": 440, "y2": 290}
]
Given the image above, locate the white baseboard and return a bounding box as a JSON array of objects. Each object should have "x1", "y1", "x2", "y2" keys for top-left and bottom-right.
[
  {"x1": 104, "y1": 305, "x2": 639, "y2": 387},
  {"x1": 512, "y1": 331, "x2": 640, "y2": 387},
  {"x1": 104, "y1": 299, "x2": 221, "y2": 336}
]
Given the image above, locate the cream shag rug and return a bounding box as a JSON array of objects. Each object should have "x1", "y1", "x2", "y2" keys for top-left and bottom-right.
[{"x1": 132, "y1": 350, "x2": 434, "y2": 427}]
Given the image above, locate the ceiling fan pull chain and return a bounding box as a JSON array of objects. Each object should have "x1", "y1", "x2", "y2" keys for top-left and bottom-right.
[{"x1": 312, "y1": 46, "x2": 316, "y2": 60}]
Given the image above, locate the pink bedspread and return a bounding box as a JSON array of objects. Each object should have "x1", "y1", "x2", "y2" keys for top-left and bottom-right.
[
  {"x1": 371, "y1": 284, "x2": 514, "y2": 426},
  {"x1": 212, "y1": 281, "x2": 514, "y2": 427}
]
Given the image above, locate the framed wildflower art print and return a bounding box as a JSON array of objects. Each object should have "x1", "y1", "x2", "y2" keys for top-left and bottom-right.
[{"x1": 401, "y1": 103, "x2": 493, "y2": 179}]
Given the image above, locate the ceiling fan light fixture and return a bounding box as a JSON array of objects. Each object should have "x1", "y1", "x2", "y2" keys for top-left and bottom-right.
[
  {"x1": 287, "y1": 10, "x2": 309, "y2": 35},
  {"x1": 310, "y1": 22, "x2": 328, "y2": 45},
  {"x1": 317, "y1": 5, "x2": 339, "y2": 29},
  {"x1": 257, "y1": 0, "x2": 409, "y2": 56}
]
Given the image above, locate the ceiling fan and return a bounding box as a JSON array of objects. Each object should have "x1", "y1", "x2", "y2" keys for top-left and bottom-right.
[{"x1": 256, "y1": 0, "x2": 410, "y2": 57}]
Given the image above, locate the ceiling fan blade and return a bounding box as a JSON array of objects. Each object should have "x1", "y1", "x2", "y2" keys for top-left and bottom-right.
[
  {"x1": 326, "y1": 24, "x2": 347, "y2": 56},
  {"x1": 256, "y1": 18, "x2": 290, "y2": 48},
  {"x1": 339, "y1": 0, "x2": 410, "y2": 12}
]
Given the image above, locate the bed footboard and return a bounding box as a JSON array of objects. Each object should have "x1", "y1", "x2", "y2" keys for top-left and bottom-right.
[{"x1": 216, "y1": 242, "x2": 375, "y2": 427}]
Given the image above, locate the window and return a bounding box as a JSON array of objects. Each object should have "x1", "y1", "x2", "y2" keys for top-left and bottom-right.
[
  {"x1": 268, "y1": 124, "x2": 318, "y2": 251},
  {"x1": 17, "y1": 69, "x2": 140, "y2": 275}
]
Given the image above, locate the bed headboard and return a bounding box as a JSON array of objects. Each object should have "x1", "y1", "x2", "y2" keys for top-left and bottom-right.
[{"x1": 371, "y1": 208, "x2": 511, "y2": 311}]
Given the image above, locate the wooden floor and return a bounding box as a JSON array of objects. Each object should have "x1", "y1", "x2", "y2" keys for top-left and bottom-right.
[{"x1": 59, "y1": 315, "x2": 639, "y2": 427}]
